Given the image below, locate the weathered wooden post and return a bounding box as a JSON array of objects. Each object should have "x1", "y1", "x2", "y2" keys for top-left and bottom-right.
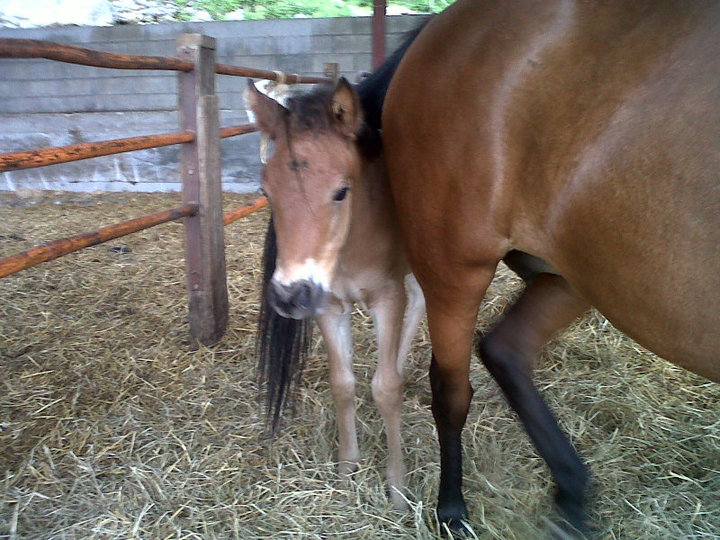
[
  {"x1": 177, "y1": 34, "x2": 228, "y2": 346},
  {"x1": 323, "y1": 62, "x2": 339, "y2": 82}
]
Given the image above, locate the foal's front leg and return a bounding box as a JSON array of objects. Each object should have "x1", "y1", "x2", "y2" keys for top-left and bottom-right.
[
  {"x1": 316, "y1": 309, "x2": 359, "y2": 478},
  {"x1": 370, "y1": 283, "x2": 411, "y2": 510}
]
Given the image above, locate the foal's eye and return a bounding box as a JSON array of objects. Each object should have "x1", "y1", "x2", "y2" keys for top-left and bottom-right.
[{"x1": 332, "y1": 187, "x2": 349, "y2": 202}]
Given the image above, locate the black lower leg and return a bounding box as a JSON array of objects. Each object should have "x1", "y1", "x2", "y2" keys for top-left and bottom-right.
[
  {"x1": 479, "y1": 339, "x2": 590, "y2": 530},
  {"x1": 430, "y1": 354, "x2": 472, "y2": 531}
]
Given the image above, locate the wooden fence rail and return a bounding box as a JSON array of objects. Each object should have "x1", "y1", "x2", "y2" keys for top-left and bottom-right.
[
  {"x1": 0, "y1": 35, "x2": 335, "y2": 345},
  {"x1": 0, "y1": 124, "x2": 258, "y2": 173},
  {"x1": 0, "y1": 131, "x2": 195, "y2": 172},
  {"x1": 223, "y1": 196, "x2": 268, "y2": 226},
  {"x1": 0, "y1": 125, "x2": 259, "y2": 173},
  {"x1": 0, "y1": 205, "x2": 199, "y2": 279},
  {"x1": 0, "y1": 37, "x2": 330, "y2": 83},
  {"x1": 0, "y1": 38, "x2": 194, "y2": 71}
]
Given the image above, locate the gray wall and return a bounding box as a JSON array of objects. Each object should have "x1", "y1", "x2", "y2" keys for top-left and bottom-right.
[{"x1": 0, "y1": 15, "x2": 427, "y2": 193}]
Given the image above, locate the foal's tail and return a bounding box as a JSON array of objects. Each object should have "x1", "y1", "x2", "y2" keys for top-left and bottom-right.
[{"x1": 255, "y1": 213, "x2": 312, "y2": 434}]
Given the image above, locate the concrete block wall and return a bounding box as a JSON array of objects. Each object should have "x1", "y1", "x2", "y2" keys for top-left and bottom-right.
[{"x1": 0, "y1": 15, "x2": 428, "y2": 193}]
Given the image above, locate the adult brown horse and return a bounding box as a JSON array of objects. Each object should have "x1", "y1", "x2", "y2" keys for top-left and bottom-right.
[{"x1": 380, "y1": 0, "x2": 720, "y2": 534}]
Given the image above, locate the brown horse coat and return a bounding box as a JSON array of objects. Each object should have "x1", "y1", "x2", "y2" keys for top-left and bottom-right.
[{"x1": 382, "y1": 0, "x2": 719, "y2": 532}]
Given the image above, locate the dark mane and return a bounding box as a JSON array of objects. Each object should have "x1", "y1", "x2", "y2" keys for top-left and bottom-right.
[
  {"x1": 280, "y1": 19, "x2": 430, "y2": 157},
  {"x1": 285, "y1": 85, "x2": 336, "y2": 132},
  {"x1": 357, "y1": 19, "x2": 430, "y2": 130},
  {"x1": 285, "y1": 84, "x2": 383, "y2": 159}
]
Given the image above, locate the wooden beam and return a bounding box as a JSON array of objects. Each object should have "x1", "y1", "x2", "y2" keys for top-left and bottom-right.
[
  {"x1": 223, "y1": 196, "x2": 268, "y2": 226},
  {"x1": 220, "y1": 123, "x2": 258, "y2": 139},
  {"x1": 372, "y1": 0, "x2": 387, "y2": 69},
  {"x1": 215, "y1": 63, "x2": 330, "y2": 84}
]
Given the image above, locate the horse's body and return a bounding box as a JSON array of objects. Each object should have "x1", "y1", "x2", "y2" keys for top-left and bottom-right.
[
  {"x1": 379, "y1": 0, "x2": 720, "y2": 532},
  {"x1": 249, "y1": 80, "x2": 424, "y2": 509}
]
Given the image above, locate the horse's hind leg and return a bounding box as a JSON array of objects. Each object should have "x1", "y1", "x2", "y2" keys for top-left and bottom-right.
[
  {"x1": 478, "y1": 273, "x2": 591, "y2": 532},
  {"x1": 370, "y1": 283, "x2": 411, "y2": 510},
  {"x1": 316, "y1": 310, "x2": 359, "y2": 478}
]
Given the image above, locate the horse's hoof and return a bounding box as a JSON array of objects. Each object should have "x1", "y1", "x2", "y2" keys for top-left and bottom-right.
[
  {"x1": 551, "y1": 494, "x2": 595, "y2": 538},
  {"x1": 438, "y1": 517, "x2": 475, "y2": 539},
  {"x1": 552, "y1": 479, "x2": 597, "y2": 537},
  {"x1": 437, "y1": 502, "x2": 472, "y2": 538}
]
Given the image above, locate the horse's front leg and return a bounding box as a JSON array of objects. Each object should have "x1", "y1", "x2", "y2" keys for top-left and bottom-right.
[
  {"x1": 421, "y1": 266, "x2": 495, "y2": 534},
  {"x1": 316, "y1": 309, "x2": 359, "y2": 478},
  {"x1": 369, "y1": 279, "x2": 420, "y2": 511}
]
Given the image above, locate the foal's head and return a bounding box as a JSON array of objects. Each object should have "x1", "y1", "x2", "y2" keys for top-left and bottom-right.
[{"x1": 247, "y1": 78, "x2": 370, "y2": 319}]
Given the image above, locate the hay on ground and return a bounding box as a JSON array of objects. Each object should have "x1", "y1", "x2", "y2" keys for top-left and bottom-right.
[{"x1": 0, "y1": 192, "x2": 718, "y2": 539}]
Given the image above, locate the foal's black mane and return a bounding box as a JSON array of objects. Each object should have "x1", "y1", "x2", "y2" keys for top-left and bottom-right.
[
  {"x1": 255, "y1": 21, "x2": 427, "y2": 434},
  {"x1": 357, "y1": 20, "x2": 429, "y2": 130}
]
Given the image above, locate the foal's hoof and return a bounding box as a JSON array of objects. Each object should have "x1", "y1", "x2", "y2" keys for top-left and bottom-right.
[
  {"x1": 337, "y1": 460, "x2": 359, "y2": 480},
  {"x1": 388, "y1": 487, "x2": 410, "y2": 512}
]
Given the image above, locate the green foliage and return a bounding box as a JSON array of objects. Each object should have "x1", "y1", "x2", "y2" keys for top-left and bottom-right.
[
  {"x1": 194, "y1": 0, "x2": 242, "y2": 19},
  {"x1": 174, "y1": 0, "x2": 453, "y2": 21},
  {"x1": 355, "y1": 0, "x2": 452, "y2": 12},
  {"x1": 241, "y1": 0, "x2": 354, "y2": 20}
]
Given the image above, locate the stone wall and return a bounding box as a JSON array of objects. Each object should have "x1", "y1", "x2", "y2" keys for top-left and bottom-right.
[{"x1": 0, "y1": 15, "x2": 427, "y2": 193}]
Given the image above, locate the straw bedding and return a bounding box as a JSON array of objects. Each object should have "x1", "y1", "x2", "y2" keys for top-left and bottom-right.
[{"x1": 0, "y1": 191, "x2": 718, "y2": 539}]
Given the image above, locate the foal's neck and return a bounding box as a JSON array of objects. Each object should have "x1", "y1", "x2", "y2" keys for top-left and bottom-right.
[{"x1": 342, "y1": 145, "x2": 405, "y2": 266}]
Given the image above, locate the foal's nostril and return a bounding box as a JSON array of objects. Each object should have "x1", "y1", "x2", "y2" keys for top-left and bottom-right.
[
  {"x1": 294, "y1": 282, "x2": 313, "y2": 310},
  {"x1": 268, "y1": 279, "x2": 324, "y2": 319}
]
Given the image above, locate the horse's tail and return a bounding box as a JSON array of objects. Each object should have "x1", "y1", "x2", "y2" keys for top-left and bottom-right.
[{"x1": 255, "y1": 212, "x2": 313, "y2": 434}]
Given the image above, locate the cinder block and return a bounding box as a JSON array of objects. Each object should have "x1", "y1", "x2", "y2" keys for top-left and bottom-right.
[
  {"x1": 0, "y1": 14, "x2": 420, "y2": 192},
  {"x1": 387, "y1": 14, "x2": 431, "y2": 33},
  {"x1": 353, "y1": 54, "x2": 373, "y2": 73},
  {"x1": 332, "y1": 34, "x2": 371, "y2": 54},
  {"x1": 277, "y1": 36, "x2": 314, "y2": 56}
]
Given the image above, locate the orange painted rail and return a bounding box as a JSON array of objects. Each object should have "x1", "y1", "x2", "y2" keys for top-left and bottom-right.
[
  {"x1": 0, "y1": 204, "x2": 199, "y2": 279},
  {"x1": 223, "y1": 196, "x2": 268, "y2": 225},
  {"x1": 0, "y1": 132, "x2": 195, "y2": 172},
  {"x1": 220, "y1": 124, "x2": 258, "y2": 138}
]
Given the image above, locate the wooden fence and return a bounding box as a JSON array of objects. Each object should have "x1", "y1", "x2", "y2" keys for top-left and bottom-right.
[{"x1": 0, "y1": 35, "x2": 336, "y2": 346}]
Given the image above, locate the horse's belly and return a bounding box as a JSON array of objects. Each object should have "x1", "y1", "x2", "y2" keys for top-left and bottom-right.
[{"x1": 542, "y1": 163, "x2": 720, "y2": 381}]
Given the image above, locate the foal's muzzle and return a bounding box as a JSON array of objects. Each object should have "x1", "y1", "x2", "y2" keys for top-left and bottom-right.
[{"x1": 268, "y1": 279, "x2": 327, "y2": 320}]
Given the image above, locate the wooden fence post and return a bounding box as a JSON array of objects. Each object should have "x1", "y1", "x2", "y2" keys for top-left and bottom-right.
[
  {"x1": 177, "y1": 34, "x2": 228, "y2": 346},
  {"x1": 323, "y1": 62, "x2": 339, "y2": 82}
]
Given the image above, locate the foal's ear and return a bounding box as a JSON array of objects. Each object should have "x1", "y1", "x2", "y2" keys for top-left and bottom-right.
[
  {"x1": 245, "y1": 79, "x2": 287, "y2": 139},
  {"x1": 329, "y1": 77, "x2": 362, "y2": 138}
]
